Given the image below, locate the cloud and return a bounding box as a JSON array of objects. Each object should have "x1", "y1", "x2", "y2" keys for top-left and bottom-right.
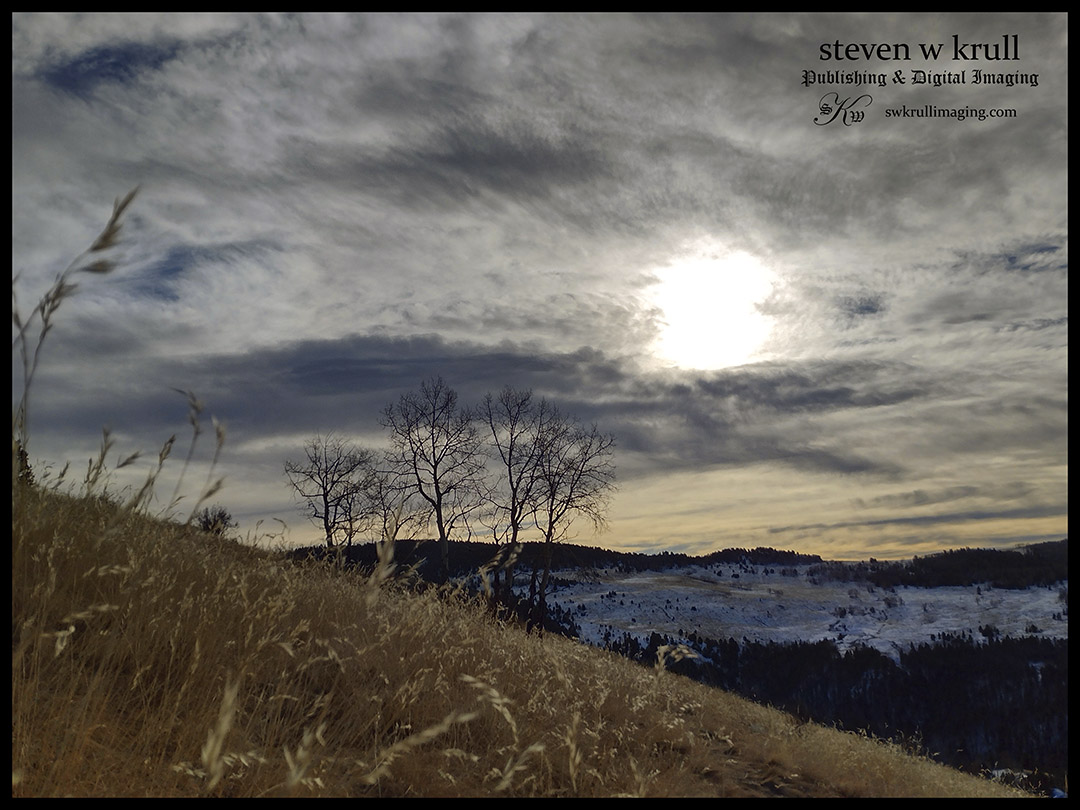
[
  {"x1": 38, "y1": 40, "x2": 183, "y2": 96},
  {"x1": 768, "y1": 504, "x2": 1067, "y2": 536},
  {"x1": 851, "y1": 481, "x2": 1037, "y2": 510}
]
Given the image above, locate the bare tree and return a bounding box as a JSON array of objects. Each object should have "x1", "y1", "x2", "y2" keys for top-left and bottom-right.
[
  {"x1": 382, "y1": 376, "x2": 486, "y2": 582},
  {"x1": 480, "y1": 387, "x2": 553, "y2": 609},
  {"x1": 284, "y1": 434, "x2": 381, "y2": 550},
  {"x1": 529, "y1": 413, "x2": 616, "y2": 634},
  {"x1": 368, "y1": 458, "x2": 431, "y2": 543}
]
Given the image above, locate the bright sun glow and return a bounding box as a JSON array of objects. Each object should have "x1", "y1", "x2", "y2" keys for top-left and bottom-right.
[{"x1": 648, "y1": 245, "x2": 778, "y2": 370}]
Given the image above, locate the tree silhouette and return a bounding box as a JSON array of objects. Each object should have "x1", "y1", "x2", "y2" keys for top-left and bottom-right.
[
  {"x1": 479, "y1": 386, "x2": 554, "y2": 608},
  {"x1": 365, "y1": 457, "x2": 430, "y2": 544},
  {"x1": 284, "y1": 434, "x2": 381, "y2": 550},
  {"x1": 529, "y1": 411, "x2": 616, "y2": 633},
  {"x1": 382, "y1": 376, "x2": 486, "y2": 582}
]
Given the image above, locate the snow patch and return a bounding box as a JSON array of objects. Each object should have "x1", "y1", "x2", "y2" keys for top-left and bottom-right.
[{"x1": 516, "y1": 564, "x2": 1068, "y2": 664}]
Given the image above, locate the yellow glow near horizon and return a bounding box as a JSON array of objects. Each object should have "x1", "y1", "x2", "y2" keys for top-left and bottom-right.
[{"x1": 649, "y1": 245, "x2": 778, "y2": 370}]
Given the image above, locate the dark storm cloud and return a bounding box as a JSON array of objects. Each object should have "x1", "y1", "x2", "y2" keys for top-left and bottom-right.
[
  {"x1": 28, "y1": 333, "x2": 621, "y2": 447},
  {"x1": 28, "y1": 327, "x2": 927, "y2": 482},
  {"x1": 260, "y1": 340, "x2": 924, "y2": 479}
]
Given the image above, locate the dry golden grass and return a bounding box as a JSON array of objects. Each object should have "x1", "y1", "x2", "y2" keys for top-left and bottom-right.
[{"x1": 11, "y1": 484, "x2": 1032, "y2": 798}]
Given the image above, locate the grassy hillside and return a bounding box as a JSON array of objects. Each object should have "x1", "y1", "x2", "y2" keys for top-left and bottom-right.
[{"x1": 12, "y1": 484, "x2": 1030, "y2": 798}]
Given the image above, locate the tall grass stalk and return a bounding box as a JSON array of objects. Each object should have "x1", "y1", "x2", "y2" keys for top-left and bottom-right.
[{"x1": 13, "y1": 188, "x2": 138, "y2": 456}]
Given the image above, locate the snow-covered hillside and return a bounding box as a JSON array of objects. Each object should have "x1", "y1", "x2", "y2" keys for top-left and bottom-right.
[{"x1": 522, "y1": 563, "x2": 1068, "y2": 663}]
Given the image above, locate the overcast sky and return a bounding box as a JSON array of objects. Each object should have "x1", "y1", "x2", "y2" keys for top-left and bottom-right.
[{"x1": 12, "y1": 13, "x2": 1067, "y2": 560}]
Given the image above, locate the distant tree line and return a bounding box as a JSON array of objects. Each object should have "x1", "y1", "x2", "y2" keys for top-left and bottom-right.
[
  {"x1": 603, "y1": 629, "x2": 1068, "y2": 794},
  {"x1": 805, "y1": 540, "x2": 1068, "y2": 589},
  {"x1": 288, "y1": 541, "x2": 826, "y2": 580},
  {"x1": 701, "y1": 547, "x2": 824, "y2": 567}
]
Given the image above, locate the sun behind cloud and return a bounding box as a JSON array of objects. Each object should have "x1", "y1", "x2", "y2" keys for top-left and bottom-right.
[{"x1": 648, "y1": 241, "x2": 778, "y2": 370}]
